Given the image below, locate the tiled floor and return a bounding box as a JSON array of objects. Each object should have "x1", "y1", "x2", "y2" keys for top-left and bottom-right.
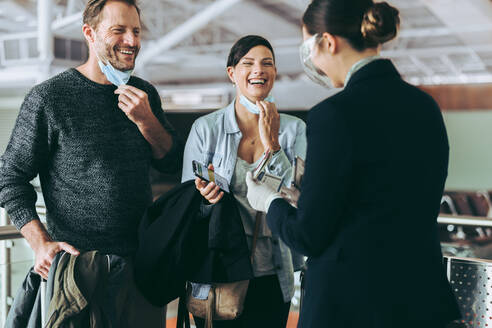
[
  {"x1": 165, "y1": 299, "x2": 299, "y2": 327},
  {"x1": 165, "y1": 312, "x2": 299, "y2": 327}
]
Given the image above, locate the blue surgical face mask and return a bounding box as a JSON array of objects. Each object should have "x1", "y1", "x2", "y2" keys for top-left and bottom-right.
[
  {"x1": 239, "y1": 94, "x2": 275, "y2": 114},
  {"x1": 97, "y1": 59, "x2": 133, "y2": 86}
]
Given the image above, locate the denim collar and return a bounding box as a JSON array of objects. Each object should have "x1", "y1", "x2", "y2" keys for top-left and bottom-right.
[{"x1": 224, "y1": 99, "x2": 241, "y2": 134}]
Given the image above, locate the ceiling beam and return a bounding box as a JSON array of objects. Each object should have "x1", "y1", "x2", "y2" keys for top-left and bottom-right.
[
  {"x1": 398, "y1": 24, "x2": 492, "y2": 38},
  {"x1": 409, "y1": 56, "x2": 434, "y2": 76},
  {"x1": 37, "y1": 0, "x2": 53, "y2": 82},
  {"x1": 382, "y1": 45, "x2": 492, "y2": 57},
  {"x1": 65, "y1": 0, "x2": 80, "y2": 16},
  {"x1": 52, "y1": 11, "x2": 82, "y2": 31},
  {"x1": 248, "y1": 0, "x2": 301, "y2": 26},
  {"x1": 136, "y1": 0, "x2": 242, "y2": 70},
  {"x1": 407, "y1": 73, "x2": 492, "y2": 86}
]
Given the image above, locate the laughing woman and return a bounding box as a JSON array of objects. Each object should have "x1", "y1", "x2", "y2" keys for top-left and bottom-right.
[{"x1": 181, "y1": 35, "x2": 307, "y2": 328}]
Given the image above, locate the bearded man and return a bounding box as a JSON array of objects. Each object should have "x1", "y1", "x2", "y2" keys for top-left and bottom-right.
[{"x1": 0, "y1": 0, "x2": 181, "y2": 325}]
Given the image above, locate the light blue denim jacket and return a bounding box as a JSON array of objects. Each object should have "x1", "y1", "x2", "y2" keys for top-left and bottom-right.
[{"x1": 181, "y1": 100, "x2": 306, "y2": 302}]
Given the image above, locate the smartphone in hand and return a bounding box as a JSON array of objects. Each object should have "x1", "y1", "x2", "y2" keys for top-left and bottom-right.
[{"x1": 192, "y1": 160, "x2": 230, "y2": 193}]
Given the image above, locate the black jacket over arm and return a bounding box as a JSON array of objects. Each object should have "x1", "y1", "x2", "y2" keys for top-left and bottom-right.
[
  {"x1": 267, "y1": 59, "x2": 460, "y2": 328},
  {"x1": 135, "y1": 181, "x2": 253, "y2": 306}
]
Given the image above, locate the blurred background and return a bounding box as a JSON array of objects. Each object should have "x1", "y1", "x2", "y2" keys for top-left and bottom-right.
[{"x1": 1, "y1": 0, "x2": 492, "y2": 326}]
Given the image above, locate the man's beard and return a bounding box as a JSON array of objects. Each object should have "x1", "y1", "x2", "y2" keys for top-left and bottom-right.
[{"x1": 96, "y1": 40, "x2": 139, "y2": 71}]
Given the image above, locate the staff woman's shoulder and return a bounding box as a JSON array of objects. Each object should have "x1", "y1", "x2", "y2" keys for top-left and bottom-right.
[
  {"x1": 402, "y1": 81, "x2": 440, "y2": 109},
  {"x1": 310, "y1": 94, "x2": 344, "y2": 118},
  {"x1": 279, "y1": 113, "x2": 306, "y2": 131}
]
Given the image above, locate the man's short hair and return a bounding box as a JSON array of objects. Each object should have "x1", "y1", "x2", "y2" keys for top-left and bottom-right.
[{"x1": 83, "y1": 0, "x2": 141, "y2": 29}]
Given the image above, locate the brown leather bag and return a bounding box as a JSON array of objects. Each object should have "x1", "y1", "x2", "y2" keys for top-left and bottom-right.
[{"x1": 186, "y1": 212, "x2": 262, "y2": 327}]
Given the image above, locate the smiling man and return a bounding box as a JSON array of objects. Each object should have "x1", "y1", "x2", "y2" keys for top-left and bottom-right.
[{"x1": 0, "y1": 0, "x2": 181, "y2": 325}]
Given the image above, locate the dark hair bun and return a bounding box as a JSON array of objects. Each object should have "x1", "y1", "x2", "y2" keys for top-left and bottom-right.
[{"x1": 361, "y1": 2, "x2": 400, "y2": 47}]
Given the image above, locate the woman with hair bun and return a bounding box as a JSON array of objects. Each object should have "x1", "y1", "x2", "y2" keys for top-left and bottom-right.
[{"x1": 245, "y1": 0, "x2": 461, "y2": 327}]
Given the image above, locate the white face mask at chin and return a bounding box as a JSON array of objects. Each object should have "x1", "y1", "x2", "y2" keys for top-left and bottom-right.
[
  {"x1": 299, "y1": 34, "x2": 333, "y2": 88},
  {"x1": 239, "y1": 94, "x2": 275, "y2": 115},
  {"x1": 97, "y1": 56, "x2": 133, "y2": 86},
  {"x1": 233, "y1": 76, "x2": 275, "y2": 114}
]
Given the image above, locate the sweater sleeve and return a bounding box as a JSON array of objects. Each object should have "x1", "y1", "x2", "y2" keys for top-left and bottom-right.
[
  {"x1": 147, "y1": 85, "x2": 184, "y2": 174},
  {"x1": 0, "y1": 88, "x2": 50, "y2": 230}
]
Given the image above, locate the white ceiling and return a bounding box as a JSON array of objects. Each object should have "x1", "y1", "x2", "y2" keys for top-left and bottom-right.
[{"x1": 0, "y1": 0, "x2": 492, "y2": 107}]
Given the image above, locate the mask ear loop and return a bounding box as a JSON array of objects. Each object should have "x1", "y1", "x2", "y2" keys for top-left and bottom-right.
[
  {"x1": 91, "y1": 26, "x2": 109, "y2": 66},
  {"x1": 228, "y1": 68, "x2": 237, "y2": 87},
  {"x1": 308, "y1": 33, "x2": 323, "y2": 61},
  {"x1": 232, "y1": 73, "x2": 243, "y2": 97},
  {"x1": 311, "y1": 34, "x2": 332, "y2": 77},
  {"x1": 95, "y1": 50, "x2": 110, "y2": 71}
]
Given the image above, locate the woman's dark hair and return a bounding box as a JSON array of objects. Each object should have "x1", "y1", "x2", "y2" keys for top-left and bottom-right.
[
  {"x1": 227, "y1": 35, "x2": 275, "y2": 67},
  {"x1": 302, "y1": 0, "x2": 400, "y2": 51}
]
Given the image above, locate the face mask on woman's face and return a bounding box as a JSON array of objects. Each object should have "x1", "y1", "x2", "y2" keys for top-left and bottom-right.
[{"x1": 299, "y1": 34, "x2": 333, "y2": 88}]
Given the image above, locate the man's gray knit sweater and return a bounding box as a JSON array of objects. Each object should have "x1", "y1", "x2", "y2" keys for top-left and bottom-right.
[{"x1": 0, "y1": 68, "x2": 182, "y2": 255}]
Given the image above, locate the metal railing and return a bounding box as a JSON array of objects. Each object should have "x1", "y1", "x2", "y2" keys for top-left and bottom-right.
[
  {"x1": 0, "y1": 208, "x2": 36, "y2": 327},
  {"x1": 1, "y1": 215, "x2": 487, "y2": 240},
  {"x1": 0, "y1": 225, "x2": 21, "y2": 240},
  {"x1": 0, "y1": 208, "x2": 17, "y2": 325},
  {"x1": 438, "y1": 214, "x2": 492, "y2": 227}
]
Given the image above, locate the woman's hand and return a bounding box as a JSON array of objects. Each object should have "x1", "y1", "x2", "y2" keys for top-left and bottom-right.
[
  {"x1": 257, "y1": 100, "x2": 280, "y2": 153},
  {"x1": 195, "y1": 164, "x2": 224, "y2": 204}
]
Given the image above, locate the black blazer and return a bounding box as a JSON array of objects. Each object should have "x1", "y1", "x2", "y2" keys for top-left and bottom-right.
[
  {"x1": 134, "y1": 181, "x2": 253, "y2": 306},
  {"x1": 267, "y1": 59, "x2": 460, "y2": 328}
]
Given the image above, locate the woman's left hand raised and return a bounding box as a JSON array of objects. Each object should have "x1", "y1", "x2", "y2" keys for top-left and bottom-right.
[{"x1": 257, "y1": 100, "x2": 281, "y2": 153}]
